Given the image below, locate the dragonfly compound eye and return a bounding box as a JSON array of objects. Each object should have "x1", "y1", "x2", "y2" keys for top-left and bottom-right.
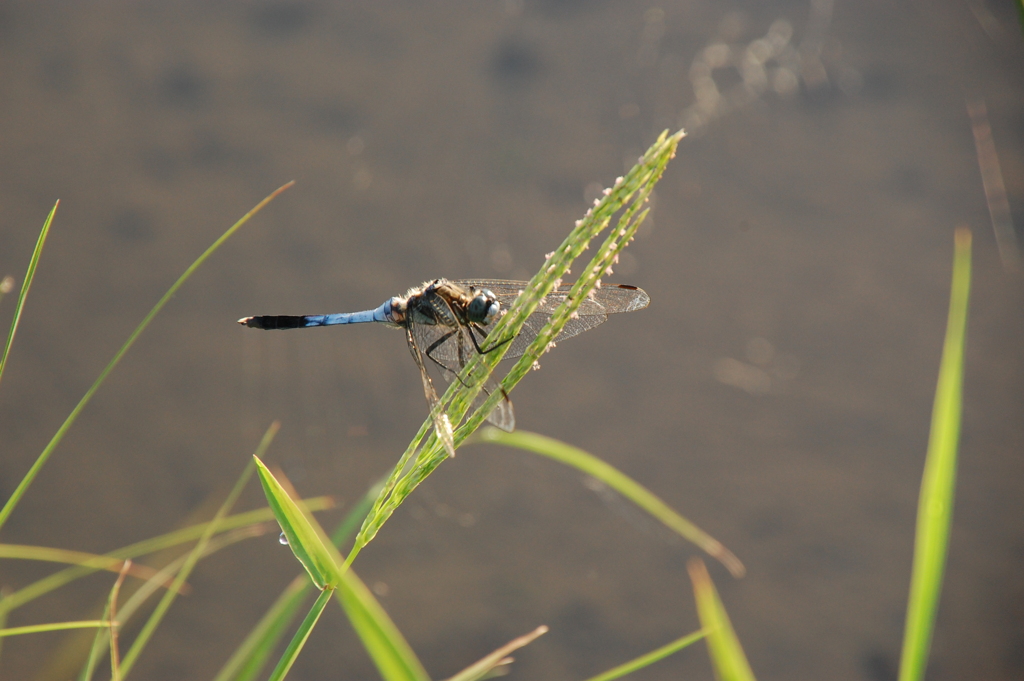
[{"x1": 468, "y1": 290, "x2": 500, "y2": 324}]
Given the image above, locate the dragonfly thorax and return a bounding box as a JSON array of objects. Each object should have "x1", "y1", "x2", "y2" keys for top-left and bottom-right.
[{"x1": 383, "y1": 296, "x2": 408, "y2": 326}]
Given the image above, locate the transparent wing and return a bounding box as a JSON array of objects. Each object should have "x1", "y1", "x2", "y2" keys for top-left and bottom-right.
[
  {"x1": 404, "y1": 327, "x2": 457, "y2": 458},
  {"x1": 410, "y1": 319, "x2": 515, "y2": 432},
  {"x1": 449, "y1": 280, "x2": 650, "y2": 360}
]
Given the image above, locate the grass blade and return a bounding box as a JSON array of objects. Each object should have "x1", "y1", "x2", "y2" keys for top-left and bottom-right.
[
  {"x1": 333, "y1": 565, "x2": 431, "y2": 681},
  {"x1": 689, "y1": 558, "x2": 756, "y2": 681},
  {"x1": 582, "y1": 628, "x2": 707, "y2": 681},
  {"x1": 212, "y1": 482, "x2": 379, "y2": 681},
  {"x1": 108, "y1": 559, "x2": 131, "y2": 681},
  {"x1": 77, "y1": 526, "x2": 266, "y2": 681},
  {"x1": 476, "y1": 428, "x2": 744, "y2": 577},
  {"x1": 897, "y1": 228, "x2": 972, "y2": 681},
  {"x1": 254, "y1": 457, "x2": 344, "y2": 589},
  {"x1": 0, "y1": 200, "x2": 56, "y2": 387},
  {"x1": 443, "y1": 625, "x2": 548, "y2": 681},
  {"x1": 212, "y1": 574, "x2": 311, "y2": 681},
  {"x1": 118, "y1": 422, "x2": 280, "y2": 677},
  {"x1": 0, "y1": 621, "x2": 112, "y2": 637},
  {"x1": 0, "y1": 183, "x2": 293, "y2": 535},
  {"x1": 0, "y1": 545, "x2": 176, "y2": 582},
  {"x1": 266, "y1": 588, "x2": 334, "y2": 681},
  {"x1": 254, "y1": 459, "x2": 428, "y2": 680},
  {"x1": 0, "y1": 497, "x2": 331, "y2": 617}
]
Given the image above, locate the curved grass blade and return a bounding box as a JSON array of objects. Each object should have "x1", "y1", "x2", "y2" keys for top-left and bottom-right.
[
  {"x1": 0, "y1": 200, "x2": 57, "y2": 388},
  {"x1": 266, "y1": 585, "x2": 329, "y2": 679},
  {"x1": 898, "y1": 228, "x2": 972, "y2": 681},
  {"x1": 213, "y1": 574, "x2": 310, "y2": 681},
  {"x1": 443, "y1": 625, "x2": 548, "y2": 681},
  {"x1": 0, "y1": 182, "x2": 294, "y2": 535},
  {"x1": 350, "y1": 130, "x2": 684, "y2": 563},
  {"x1": 333, "y1": 565, "x2": 430, "y2": 681},
  {"x1": 0, "y1": 497, "x2": 331, "y2": 618},
  {"x1": 688, "y1": 558, "x2": 756, "y2": 681},
  {"x1": 476, "y1": 427, "x2": 745, "y2": 578},
  {"x1": 267, "y1": 587, "x2": 334, "y2": 681},
  {"x1": 254, "y1": 465, "x2": 428, "y2": 681},
  {"x1": 118, "y1": 422, "x2": 280, "y2": 678},
  {"x1": 254, "y1": 457, "x2": 344, "y2": 590},
  {"x1": 582, "y1": 628, "x2": 707, "y2": 681},
  {"x1": 0, "y1": 621, "x2": 112, "y2": 638},
  {"x1": 107, "y1": 559, "x2": 131, "y2": 681},
  {"x1": 213, "y1": 480, "x2": 379, "y2": 681},
  {"x1": 77, "y1": 525, "x2": 267, "y2": 681},
  {"x1": 0, "y1": 545, "x2": 174, "y2": 582}
]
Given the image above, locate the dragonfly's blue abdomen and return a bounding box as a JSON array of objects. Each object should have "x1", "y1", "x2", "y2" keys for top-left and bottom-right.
[{"x1": 238, "y1": 301, "x2": 393, "y2": 329}]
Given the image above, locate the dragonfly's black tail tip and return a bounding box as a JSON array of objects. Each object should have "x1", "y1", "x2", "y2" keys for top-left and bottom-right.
[{"x1": 238, "y1": 315, "x2": 309, "y2": 329}]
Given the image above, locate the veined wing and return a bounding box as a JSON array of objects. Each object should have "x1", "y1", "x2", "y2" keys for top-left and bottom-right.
[
  {"x1": 409, "y1": 317, "x2": 515, "y2": 432},
  {"x1": 404, "y1": 325, "x2": 457, "y2": 458},
  {"x1": 448, "y1": 279, "x2": 649, "y2": 361}
]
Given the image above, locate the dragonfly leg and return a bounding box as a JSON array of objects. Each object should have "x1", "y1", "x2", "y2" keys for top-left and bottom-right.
[
  {"x1": 473, "y1": 324, "x2": 513, "y2": 355},
  {"x1": 406, "y1": 328, "x2": 456, "y2": 458},
  {"x1": 422, "y1": 328, "x2": 474, "y2": 389}
]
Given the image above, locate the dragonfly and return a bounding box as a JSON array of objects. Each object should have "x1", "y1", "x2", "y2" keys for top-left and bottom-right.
[{"x1": 239, "y1": 279, "x2": 649, "y2": 458}]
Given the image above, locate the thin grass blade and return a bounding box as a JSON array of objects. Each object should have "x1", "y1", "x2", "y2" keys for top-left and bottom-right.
[
  {"x1": 477, "y1": 428, "x2": 744, "y2": 578},
  {"x1": 118, "y1": 422, "x2": 280, "y2": 677},
  {"x1": 213, "y1": 575, "x2": 310, "y2": 681},
  {"x1": 897, "y1": 228, "x2": 972, "y2": 681},
  {"x1": 688, "y1": 559, "x2": 756, "y2": 681},
  {"x1": 0, "y1": 200, "x2": 57, "y2": 387},
  {"x1": 333, "y1": 565, "x2": 430, "y2": 681},
  {"x1": 0, "y1": 545, "x2": 175, "y2": 582},
  {"x1": 0, "y1": 621, "x2": 112, "y2": 638},
  {"x1": 443, "y1": 626, "x2": 548, "y2": 681},
  {"x1": 0, "y1": 497, "x2": 331, "y2": 618},
  {"x1": 583, "y1": 628, "x2": 707, "y2": 681},
  {"x1": 108, "y1": 559, "x2": 131, "y2": 681},
  {"x1": 213, "y1": 479, "x2": 381, "y2": 681},
  {"x1": 266, "y1": 588, "x2": 333, "y2": 681},
  {"x1": 0, "y1": 183, "x2": 293, "y2": 535},
  {"x1": 76, "y1": 526, "x2": 266, "y2": 681}
]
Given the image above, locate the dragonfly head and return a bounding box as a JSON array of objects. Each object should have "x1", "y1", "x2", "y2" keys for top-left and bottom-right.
[{"x1": 467, "y1": 289, "x2": 500, "y2": 325}]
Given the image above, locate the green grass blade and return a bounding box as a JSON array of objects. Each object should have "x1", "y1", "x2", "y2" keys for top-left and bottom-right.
[
  {"x1": 476, "y1": 428, "x2": 745, "y2": 578},
  {"x1": 0, "y1": 183, "x2": 293, "y2": 535},
  {"x1": 118, "y1": 422, "x2": 280, "y2": 678},
  {"x1": 77, "y1": 526, "x2": 265, "y2": 681},
  {"x1": 212, "y1": 574, "x2": 311, "y2": 681},
  {"x1": 898, "y1": 228, "x2": 972, "y2": 681},
  {"x1": 0, "y1": 621, "x2": 111, "y2": 637},
  {"x1": 689, "y1": 559, "x2": 756, "y2": 681},
  {"x1": 0, "y1": 200, "x2": 57, "y2": 387},
  {"x1": 254, "y1": 457, "x2": 345, "y2": 589},
  {"x1": 0, "y1": 497, "x2": 331, "y2": 617},
  {"x1": 444, "y1": 625, "x2": 548, "y2": 681},
  {"x1": 351, "y1": 130, "x2": 684, "y2": 563},
  {"x1": 254, "y1": 462, "x2": 428, "y2": 680},
  {"x1": 582, "y1": 628, "x2": 707, "y2": 681},
  {"x1": 81, "y1": 596, "x2": 115, "y2": 681},
  {"x1": 266, "y1": 588, "x2": 334, "y2": 681},
  {"x1": 213, "y1": 480, "x2": 381, "y2": 681},
  {"x1": 0, "y1": 545, "x2": 180, "y2": 581},
  {"x1": 333, "y1": 566, "x2": 430, "y2": 681}
]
